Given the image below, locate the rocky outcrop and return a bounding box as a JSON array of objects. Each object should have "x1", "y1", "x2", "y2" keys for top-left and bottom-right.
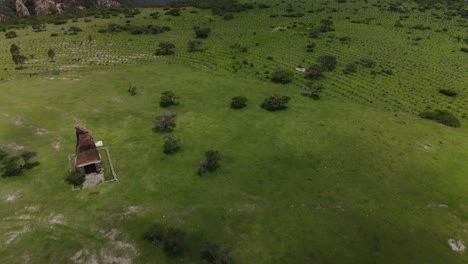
[
  {"x1": 15, "y1": 0, "x2": 29, "y2": 16},
  {"x1": 0, "y1": 0, "x2": 121, "y2": 18}
]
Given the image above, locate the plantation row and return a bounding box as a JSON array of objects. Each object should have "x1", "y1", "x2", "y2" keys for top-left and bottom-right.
[{"x1": 0, "y1": 0, "x2": 466, "y2": 122}]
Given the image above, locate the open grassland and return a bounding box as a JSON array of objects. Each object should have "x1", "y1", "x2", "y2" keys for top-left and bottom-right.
[{"x1": 0, "y1": 0, "x2": 467, "y2": 263}]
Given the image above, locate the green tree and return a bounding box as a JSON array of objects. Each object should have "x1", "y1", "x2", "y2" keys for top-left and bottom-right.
[
  {"x1": 261, "y1": 93, "x2": 291, "y2": 111},
  {"x1": 163, "y1": 136, "x2": 181, "y2": 154},
  {"x1": 5, "y1": 31, "x2": 17, "y2": 38},
  {"x1": 47, "y1": 49, "x2": 55, "y2": 62},
  {"x1": 155, "y1": 42, "x2": 176, "y2": 55},
  {"x1": 194, "y1": 27, "x2": 211, "y2": 38},
  {"x1": 271, "y1": 69, "x2": 293, "y2": 84},
  {"x1": 153, "y1": 113, "x2": 177, "y2": 132},
  {"x1": 160, "y1": 91, "x2": 179, "y2": 107},
  {"x1": 10, "y1": 44, "x2": 27, "y2": 69}
]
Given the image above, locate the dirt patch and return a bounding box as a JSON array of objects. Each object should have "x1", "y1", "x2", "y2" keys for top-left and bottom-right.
[
  {"x1": 100, "y1": 249, "x2": 132, "y2": 264},
  {"x1": 70, "y1": 249, "x2": 98, "y2": 264},
  {"x1": 17, "y1": 215, "x2": 32, "y2": 220},
  {"x1": 15, "y1": 116, "x2": 25, "y2": 126},
  {"x1": 125, "y1": 206, "x2": 143, "y2": 216},
  {"x1": 448, "y1": 239, "x2": 465, "y2": 253},
  {"x1": 5, "y1": 226, "x2": 29, "y2": 245},
  {"x1": 48, "y1": 214, "x2": 64, "y2": 226},
  {"x1": 4, "y1": 194, "x2": 16, "y2": 202},
  {"x1": 36, "y1": 128, "x2": 50, "y2": 135},
  {"x1": 111, "y1": 96, "x2": 123, "y2": 102},
  {"x1": 51, "y1": 140, "x2": 61, "y2": 150},
  {"x1": 8, "y1": 142, "x2": 25, "y2": 151}
]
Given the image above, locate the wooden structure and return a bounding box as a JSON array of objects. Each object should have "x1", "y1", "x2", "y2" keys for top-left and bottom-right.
[{"x1": 75, "y1": 126, "x2": 103, "y2": 175}]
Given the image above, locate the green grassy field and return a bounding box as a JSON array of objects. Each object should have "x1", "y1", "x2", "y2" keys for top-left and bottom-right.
[{"x1": 0, "y1": 0, "x2": 467, "y2": 263}]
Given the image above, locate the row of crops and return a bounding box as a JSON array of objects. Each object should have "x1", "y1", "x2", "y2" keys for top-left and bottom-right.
[{"x1": 0, "y1": 0, "x2": 466, "y2": 119}]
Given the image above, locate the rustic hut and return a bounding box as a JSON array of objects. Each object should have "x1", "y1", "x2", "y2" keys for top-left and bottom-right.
[{"x1": 75, "y1": 126, "x2": 103, "y2": 175}]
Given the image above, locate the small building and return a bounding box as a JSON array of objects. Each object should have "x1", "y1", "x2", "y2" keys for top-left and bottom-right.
[{"x1": 75, "y1": 126, "x2": 103, "y2": 176}]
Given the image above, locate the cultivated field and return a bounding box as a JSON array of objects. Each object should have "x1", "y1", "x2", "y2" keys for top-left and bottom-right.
[{"x1": 0, "y1": 0, "x2": 467, "y2": 263}]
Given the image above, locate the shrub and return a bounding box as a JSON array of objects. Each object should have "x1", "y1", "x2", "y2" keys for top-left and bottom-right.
[
  {"x1": 165, "y1": 8, "x2": 180, "y2": 16},
  {"x1": 194, "y1": 27, "x2": 211, "y2": 38},
  {"x1": 50, "y1": 33, "x2": 59, "y2": 37},
  {"x1": 302, "y1": 83, "x2": 324, "y2": 99},
  {"x1": 461, "y1": 47, "x2": 468, "y2": 53},
  {"x1": 163, "y1": 227, "x2": 186, "y2": 256},
  {"x1": 143, "y1": 223, "x2": 166, "y2": 244},
  {"x1": 32, "y1": 23, "x2": 46, "y2": 32},
  {"x1": 271, "y1": 69, "x2": 293, "y2": 84},
  {"x1": 343, "y1": 63, "x2": 357, "y2": 74},
  {"x1": 420, "y1": 109, "x2": 461, "y2": 127},
  {"x1": 128, "y1": 85, "x2": 137, "y2": 96},
  {"x1": 304, "y1": 64, "x2": 325, "y2": 80},
  {"x1": 153, "y1": 113, "x2": 177, "y2": 132},
  {"x1": 261, "y1": 93, "x2": 290, "y2": 111},
  {"x1": 1, "y1": 156, "x2": 22, "y2": 177},
  {"x1": 439, "y1": 89, "x2": 457, "y2": 97},
  {"x1": 231, "y1": 96, "x2": 248, "y2": 109},
  {"x1": 66, "y1": 171, "x2": 85, "y2": 186},
  {"x1": 201, "y1": 242, "x2": 221, "y2": 263},
  {"x1": 187, "y1": 40, "x2": 203, "y2": 52},
  {"x1": 160, "y1": 91, "x2": 179, "y2": 107},
  {"x1": 155, "y1": 42, "x2": 175, "y2": 55},
  {"x1": 223, "y1": 13, "x2": 234, "y2": 20},
  {"x1": 198, "y1": 150, "x2": 221, "y2": 175},
  {"x1": 309, "y1": 30, "x2": 321, "y2": 38},
  {"x1": 201, "y1": 242, "x2": 235, "y2": 264},
  {"x1": 318, "y1": 55, "x2": 337, "y2": 71},
  {"x1": 163, "y1": 136, "x2": 181, "y2": 154},
  {"x1": 360, "y1": 58, "x2": 376, "y2": 67},
  {"x1": 5, "y1": 31, "x2": 17, "y2": 38},
  {"x1": 320, "y1": 19, "x2": 334, "y2": 32}
]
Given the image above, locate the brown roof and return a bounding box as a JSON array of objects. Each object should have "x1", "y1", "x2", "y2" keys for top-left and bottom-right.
[{"x1": 75, "y1": 126, "x2": 101, "y2": 166}]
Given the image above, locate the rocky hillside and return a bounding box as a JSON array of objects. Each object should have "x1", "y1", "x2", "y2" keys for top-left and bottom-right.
[{"x1": 0, "y1": 0, "x2": 121, "y2": 19}]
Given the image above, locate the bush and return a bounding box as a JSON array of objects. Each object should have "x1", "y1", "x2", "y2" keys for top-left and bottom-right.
[
  {"x1": 153, "y1": 113, "x2": 177, "y2": 132},
  {"x1": 271, "y1": 69, "x2": 293, "y2": 84},
  {"x1": 164, "y1": 227, "x2": 186, "y2": 256},
  {"x1": 187, "y1": 40, "x2": 203, "y2": 52},
  {"x1": 439, "y1": 89, "x2": 457, "y2": 97},
  {"x1": 163, "y1": 136, "x2": 181, "y2": 154},
  {"x1": 50, "y1": 33, "x2": 59, "y2": 37},
  {"x1": 160, "y1": 91, "x2": 179, "y2": 107},
  {"x1": 165, "y1": 8, "x2": 181, "y2": 16},
  {"x1": 305, "y1": 64, "x2": 325, "y2": 80},
  {"x1": 201, "y1": 242, "x2": 221, "y2": 263},
  {"x1": 317, "y1": 55, "x2": 337, "y2": 71},
  {"x1": 194, "y1": 27, "x2": 211, "y2": 38},
  {"x1": 128, "y1": 85, "x2": 137, "y2": 96},
  {"x1": 260, "y1": 93, "x2": 290, "y2": 111},
  {"x1": 302, "y1": 83, "x2": 324, "y2": 99},
  {"x1": 198, "y1": 150, "x2": 221, "y2": 175},
  {"x1": 66, "y1": 171, "x2": 85, "y2": 186},
  {"x1": 343, "y1": 63, "x2": 357, "y2": 74},
  {"x1": 1, "y1": 156, "x2": 22, "y2": 177},
  {"x1": 5, "y1": 31, "x2": 17, "y2": 38},
  {"x1": 230, "y1": 96, "x2": 248, "y2": 109},
  {"x1": 143, "y1": 223, "x2": 166, "y2": 244},
  {"x1": 420, "y1": 109, "x2": 461, "y2": 127},
  {"x1": 155, "y1": 42, "x2": 175, "y2": 56},
  {"x1": 360, "y1": 58, "x2": 376, "y2": 67}
]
